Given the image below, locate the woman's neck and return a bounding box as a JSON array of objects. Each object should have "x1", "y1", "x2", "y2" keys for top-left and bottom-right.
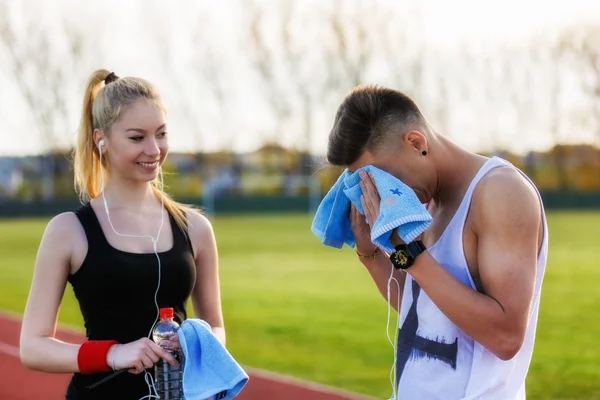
[{"x1": 100, "y1": 177, "x2": 162, "y2": 214}]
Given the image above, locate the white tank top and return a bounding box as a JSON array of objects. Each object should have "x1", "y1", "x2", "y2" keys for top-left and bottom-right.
[{"x1": 395, "y1": 157, "x2": 548, "y2": 400}]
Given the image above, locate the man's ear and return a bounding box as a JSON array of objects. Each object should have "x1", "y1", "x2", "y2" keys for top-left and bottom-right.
[{"x1": 404, "y1": 130, "x2": 428, "y2": 155}]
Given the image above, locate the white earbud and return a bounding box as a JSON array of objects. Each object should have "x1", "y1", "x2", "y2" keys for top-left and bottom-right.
[{"x1": 98, "y1": 139, "x2": 105, "y2": 151}]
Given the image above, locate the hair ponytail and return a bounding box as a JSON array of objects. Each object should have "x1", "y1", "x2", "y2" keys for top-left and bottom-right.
[{"x1": 73, "y1": 69, "x2": 111, "y2": 201}]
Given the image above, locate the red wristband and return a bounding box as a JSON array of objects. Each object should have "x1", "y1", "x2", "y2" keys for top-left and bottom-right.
[{"x1": 77, "y1": 340, "x2": 119, "y2": 374}]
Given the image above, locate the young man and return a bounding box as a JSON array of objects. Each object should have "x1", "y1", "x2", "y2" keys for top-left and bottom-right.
[{"x1": 328, "y1": 85, "x2": 547, "y2": 399}]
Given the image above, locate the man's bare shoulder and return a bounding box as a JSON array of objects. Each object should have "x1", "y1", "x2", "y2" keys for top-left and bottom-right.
[{"x1": 471, "y1": 166, "x2": 542, "y2": 231}]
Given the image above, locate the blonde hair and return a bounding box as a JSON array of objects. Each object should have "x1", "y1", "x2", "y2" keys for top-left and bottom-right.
[{"x1": 73, "y1": 69, "x2": 191, "y2": 232}]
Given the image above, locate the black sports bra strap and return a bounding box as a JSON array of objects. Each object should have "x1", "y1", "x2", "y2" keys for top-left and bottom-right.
[
  {"x1": 73, "y1": 203, "x2": 108, "y2": 252},
  {"x1": 170, "y1": 212, "x2": 194, "y2": 257}
]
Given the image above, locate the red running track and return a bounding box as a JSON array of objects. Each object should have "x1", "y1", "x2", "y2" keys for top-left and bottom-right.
[{"x1": 0, "y1": 314, "x2": 374, "y2": 400}]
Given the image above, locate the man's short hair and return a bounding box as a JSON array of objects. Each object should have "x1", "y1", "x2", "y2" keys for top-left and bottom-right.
[{"x1": 327, "y1": 85, "x2": 425, "y2": 166}]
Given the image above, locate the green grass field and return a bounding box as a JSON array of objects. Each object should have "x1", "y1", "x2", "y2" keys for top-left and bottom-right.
[{"x1": 1, "y1": 212, "x2": 599, "y2": 399}]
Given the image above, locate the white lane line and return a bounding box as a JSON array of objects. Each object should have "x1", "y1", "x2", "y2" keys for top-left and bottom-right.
[{"x1": 0, "y1": 340, "x2": 20, "y2": 358}]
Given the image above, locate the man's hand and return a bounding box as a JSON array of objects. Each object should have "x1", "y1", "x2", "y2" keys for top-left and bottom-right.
[
  {"x1": 350, "y1": 204, "x2": 377, "y2": 256},
  {"x1": 359, "y1": 170, "x2": 380, "y2": 227},
  {"x1": 358, "y1": 170, "x2": 409, "y2": 248},
  {"x1": 350, "y1": 170, "x2": 383, "y2": 256},
  {"x1": 351, "y1": 170, "x2": 408, "y2": 311}
]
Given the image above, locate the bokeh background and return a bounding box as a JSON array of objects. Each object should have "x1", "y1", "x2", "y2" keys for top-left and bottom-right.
[{"x1": 1, "y1": 0, "x2": 599, "y2": 398}]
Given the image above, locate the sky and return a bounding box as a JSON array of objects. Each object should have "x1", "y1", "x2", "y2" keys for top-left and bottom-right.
[
  {"x1": 417, "y1": 0, "x2": 600, "y2": 45},
  {"x1": 1, "y1": 0, "x2": 600, "y2": 157}
]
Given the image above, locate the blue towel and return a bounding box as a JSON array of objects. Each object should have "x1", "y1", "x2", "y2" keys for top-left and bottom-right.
[
  {"x1": 310, "y1": 170, "x2": 355, "y2": 249},
  {"x1": 177, "y1": 319, "x2": 249, "y2": 400},
  {"x1": 311, "y1": 165, "x2": 433, "y2": 253}
]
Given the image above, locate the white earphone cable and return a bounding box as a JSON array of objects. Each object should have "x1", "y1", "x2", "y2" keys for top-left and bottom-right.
[
  {"x1": 98, "y1": 141, "x2": 164, "y2": 399},
  {"x1": 386, "y1": 264, "x2": 401, "y2": 400}
]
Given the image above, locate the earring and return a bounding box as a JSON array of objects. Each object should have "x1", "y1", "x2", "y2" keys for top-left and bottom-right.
[{"x1": 422, "y1": 150, "x2": 427, "y2": 156}]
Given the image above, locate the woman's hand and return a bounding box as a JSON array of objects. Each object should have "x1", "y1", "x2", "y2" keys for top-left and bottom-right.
[{"x1": 106, "y1": 337, "x2": 179, "y2": 375}]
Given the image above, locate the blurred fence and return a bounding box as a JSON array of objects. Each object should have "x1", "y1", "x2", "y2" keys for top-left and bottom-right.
[
  {"x1": 540, "y1": 191, "x2": 600, "y2": 209},
  {"x1": 0, "y1": 191, "x2": 599, "y2": 219}
]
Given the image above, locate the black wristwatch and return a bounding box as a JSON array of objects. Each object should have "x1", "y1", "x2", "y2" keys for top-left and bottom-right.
[{"x1": 389, "y1": 240, "x2": 427, "y2": 270}]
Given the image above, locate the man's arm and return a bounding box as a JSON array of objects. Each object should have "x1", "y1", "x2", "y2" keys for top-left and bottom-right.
[
  {"x1": 359, "y1": 250, "x2": 406, "y2": 312},
  {"x1": 351, "y1": 202, "x2": 405, "y2": 312},
  {"x1": 407, "y1": 169, "x2": 542, "y2": 360}
]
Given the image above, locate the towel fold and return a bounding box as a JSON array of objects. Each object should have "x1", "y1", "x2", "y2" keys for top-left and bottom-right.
[
  {"x1": 311, "y1": 165, "x2": 433, "y2": 253},
  {"x1": 310, "y1": 170, "x2": 355, "y2": 249},
  {"x1": 177, "y1": 319, "x2": 249, "y2": 400}
]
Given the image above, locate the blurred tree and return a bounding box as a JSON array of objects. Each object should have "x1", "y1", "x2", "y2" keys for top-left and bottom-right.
[
  {"x1": 558, "y1": 26, "x2": 600, "y2": 144},
  {"x1": 555, "y1": 26, "x2": 600, "y2": 190},
  {"x1": 549, "y1": 38, "x2": 570, "y2": 190},
  {"x1": 0, "y1": 1, "x2": 102, "y2": 199},
  {"x1": 506, "y1": 40, "x2": 547, "y2": 184},
  {"x1": 380, "y1": 0, "x2": 424, "y2": 99},
  {"x1": 243, "y1": 0, "x2": 293, "y2": 146},
  {"x1": 149, "y1": 18, "x2": 206, "y2": 155},
  {"x1": 145, "y1": 5, "x2": 214, "y2": 182},
  {"x1": 326, "y1": 0, "x2": 374, "y2": 89},
  {"x1": 278, "y1": 1, "x2": 322, "y2": 157}
]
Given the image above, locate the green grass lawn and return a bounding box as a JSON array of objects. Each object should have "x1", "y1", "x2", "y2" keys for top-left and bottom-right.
[{"x1": 0, "y1": 212, "x2": 599, "y2": 399}]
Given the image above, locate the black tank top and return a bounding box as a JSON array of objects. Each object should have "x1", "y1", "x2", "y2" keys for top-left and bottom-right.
[{"x1": 65, "y1": 203, "x2": 196, "y2": 400}]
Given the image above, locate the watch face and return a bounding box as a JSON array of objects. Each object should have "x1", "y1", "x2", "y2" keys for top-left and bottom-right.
[{"x1": 393, "y1": 249, "x2": 410, "y2": 267}]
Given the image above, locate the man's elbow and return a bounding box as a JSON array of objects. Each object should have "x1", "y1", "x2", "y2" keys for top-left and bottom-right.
[
  {"x1": 493, "y1": 331, "x2": 525, "y2": 361},
  {"x1": 495, "y1": 344, "x2": 521, "y2": 361}
]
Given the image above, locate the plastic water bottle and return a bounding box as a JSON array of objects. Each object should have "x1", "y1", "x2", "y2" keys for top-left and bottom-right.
[{"x1": 152, "y1": 307, "x2": 183, "y2": 400}]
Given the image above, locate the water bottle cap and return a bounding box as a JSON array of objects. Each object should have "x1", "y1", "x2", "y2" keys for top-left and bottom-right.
[{"x1": 159, "y1": 307, "x2": 174, "y2": 319}]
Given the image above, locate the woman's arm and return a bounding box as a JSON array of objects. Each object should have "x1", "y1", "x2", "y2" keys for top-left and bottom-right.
[
  {"x1": 20, "y1": 213, "x2": 84, "y2": 372},
  {"x1": 187, "y1": 211, "x2": 226, "y2": 345}
]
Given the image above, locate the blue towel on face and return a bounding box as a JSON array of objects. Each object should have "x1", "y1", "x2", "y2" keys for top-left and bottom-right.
[
  {"x1": 311, "y1": 165, "x2": 433, "y2": 253},
  {"x1": 177, "y1": 319, "x2": 249, "y2": 400},
  {"x1": 310, "y1": 170, "x2": 355, "y2": 249}
]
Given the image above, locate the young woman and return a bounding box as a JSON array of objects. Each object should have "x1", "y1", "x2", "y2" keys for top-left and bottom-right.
[{"x1": 20, "y1": 69, "x2": 225, "y2": 399}]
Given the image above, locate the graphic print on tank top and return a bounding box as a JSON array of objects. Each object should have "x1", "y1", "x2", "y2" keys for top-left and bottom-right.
[{"x1": 395, "y1": 278, "x2": 459, "y2": 385}]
